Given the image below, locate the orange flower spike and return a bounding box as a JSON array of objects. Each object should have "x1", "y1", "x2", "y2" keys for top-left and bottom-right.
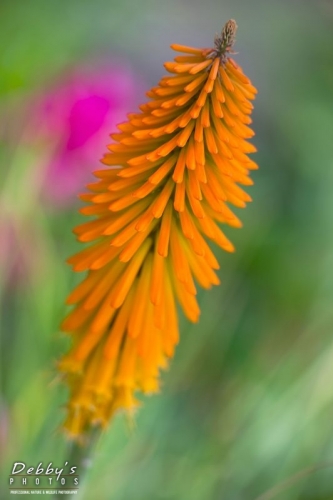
[{"x1": 60, "y1": 19, "x2": 258, "y2": 441}]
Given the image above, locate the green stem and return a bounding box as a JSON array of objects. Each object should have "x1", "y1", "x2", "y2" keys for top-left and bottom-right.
[{"x1": 54, "y1": 429, "x2": 101, "y2": 500}]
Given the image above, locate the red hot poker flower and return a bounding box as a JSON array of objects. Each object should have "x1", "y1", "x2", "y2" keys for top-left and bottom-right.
[{"x1": 59, "y1": 20, "x2": 258, "y2": 440}]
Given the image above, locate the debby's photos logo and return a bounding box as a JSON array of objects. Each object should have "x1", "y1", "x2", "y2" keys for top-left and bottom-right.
[{"x1": 9, "y1": 461, "x2": 79, "y2": 495}]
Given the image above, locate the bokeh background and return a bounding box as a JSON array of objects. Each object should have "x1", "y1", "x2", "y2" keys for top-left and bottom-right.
[{"x1": 1, "y1": 0, "x2": 333, "y2": 499}]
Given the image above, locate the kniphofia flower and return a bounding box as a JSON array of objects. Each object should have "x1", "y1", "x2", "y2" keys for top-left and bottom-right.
[{"x1": 60, "y1": 20, "x2": 258, "y2": 440}]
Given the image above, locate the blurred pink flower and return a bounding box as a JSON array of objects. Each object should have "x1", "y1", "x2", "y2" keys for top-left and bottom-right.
[{"x1": 33, "y1": 62, "x2": 141, "y2": 206}]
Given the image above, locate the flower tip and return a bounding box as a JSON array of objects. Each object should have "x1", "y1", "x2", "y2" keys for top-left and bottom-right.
[{"x1": 214, "y1": 19, "x2": 238, "y2": 59}]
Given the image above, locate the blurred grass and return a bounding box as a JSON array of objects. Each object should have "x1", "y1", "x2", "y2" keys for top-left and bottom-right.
[{"x1": 1, "y1": 0, "x2": 333, "y2": 499}]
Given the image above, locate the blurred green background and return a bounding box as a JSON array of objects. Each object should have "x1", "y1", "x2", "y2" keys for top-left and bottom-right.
[{"x1": 1, "y1": 0, "x2": 333, "y2": 499}]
